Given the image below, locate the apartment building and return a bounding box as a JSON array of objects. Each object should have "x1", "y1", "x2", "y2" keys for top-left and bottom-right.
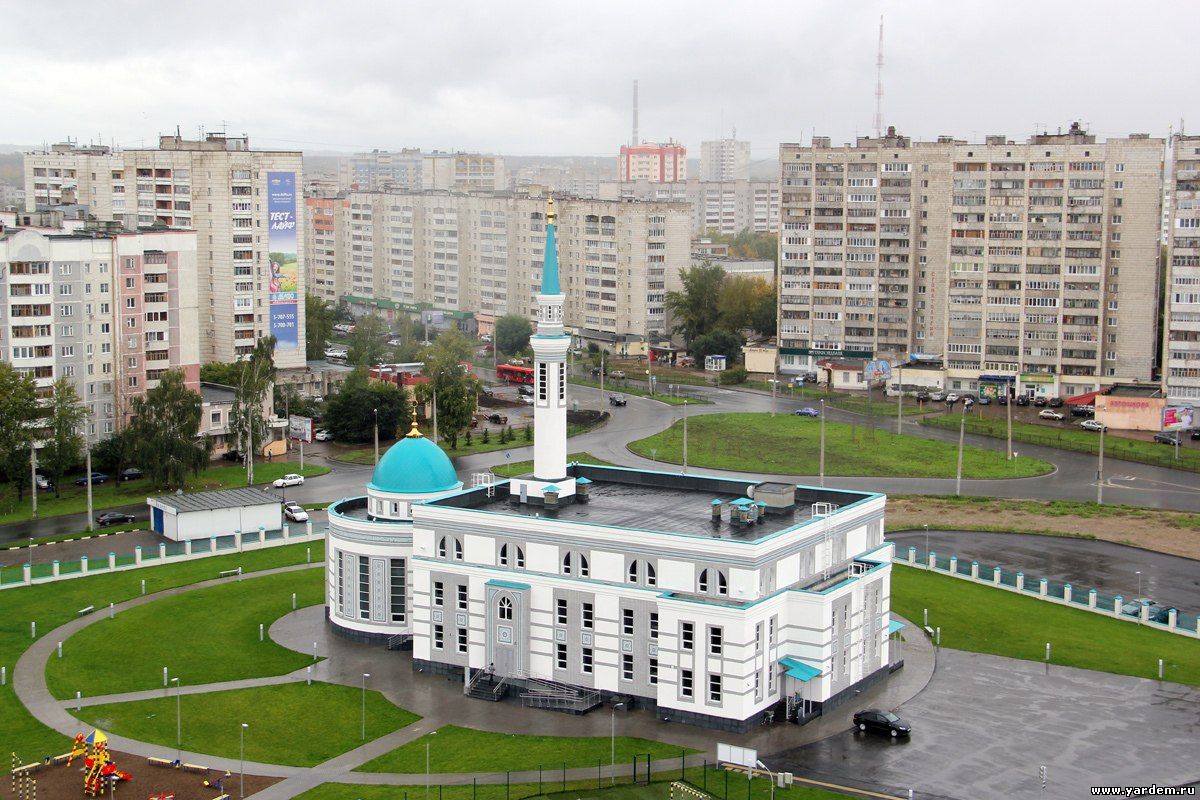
[
  {"x1": 701, "y1": 138, "x2": 752, "y2": 181},
  {"x1": 0, "y1": 226, "x2": 198, "y2": 443},
  {"x1": 305, "y1": 195, "x2": 347, "y2": 304},
  {"x1": 338, "y1": 191, "x2": 690, "y2": 344},
  {"x1": 25, "y1": 133, "x2": 307, "y2": 368},
  {"x1": 601, "y1": 179, "x2": 780, "y2": 236},
  {"x1": 778, "y1": 125, "x2": 1162, "y2": 399},
  {"x1": 619, "y1": 142, "x2": 687, "y2": 182},
  {"x1": 337, "y1": 150, "x2": 506, "y2": 193},
  {"x1": 339, "y1": 149, "x2": 425, "y2": 191},
  {"x1": 1164, "y1": 134, "x2": 1200, "y2": 404}
]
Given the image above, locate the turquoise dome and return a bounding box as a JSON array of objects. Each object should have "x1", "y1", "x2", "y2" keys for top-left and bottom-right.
[{"x1": 367, "y1": 433, "x2": 461, "y2": 494}]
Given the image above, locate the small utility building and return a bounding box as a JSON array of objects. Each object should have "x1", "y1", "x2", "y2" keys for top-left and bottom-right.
[{"x1": 148, "y1": 487, "x2": 283, "y2": 541}]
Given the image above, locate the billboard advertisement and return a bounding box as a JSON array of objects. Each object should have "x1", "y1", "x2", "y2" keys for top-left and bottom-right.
[
  {"x1": 1162, "y1": 405, "x2": 1195, "y2": 432},
  {"x1": 268, "y1": 171, "x2": 300, "y2": 349},
  {"x1": 288, "y1": 414, "x2": 313, "y2": 443}
]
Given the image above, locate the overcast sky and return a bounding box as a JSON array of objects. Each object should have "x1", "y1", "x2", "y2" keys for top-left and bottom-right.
[{"x1": 4, "y1": 1, "x2": 1196, "y2": 158}]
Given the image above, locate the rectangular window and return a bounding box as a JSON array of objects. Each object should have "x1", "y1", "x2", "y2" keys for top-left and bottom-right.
[
  {"x1": 336, "y1": 551, "x2": 344, "y2": 615},
  {"x1": 622, "y1": 653, "x2": 634, "y2": 681},
  {"x1": 680, "y1": 669, "x2": 693, "y2": 698},
  {"x1": 538, "y1": 362, "x2": 548, "y2": 401},
  {"x1": 681, "y1": 622, "x2": 694, "y2": 651},
  {"x1": 556, "y1": 598, "x2": 568, "y2": 625},
  {"x1": 648, "y1": 658, "x2": 658, "y2": 685},
  {"x1": 581, "y1": 647, "x2": 593, "y2": 674},
  {"x1": 389, "y1": 558, "x2": 406, "y2": 623},
  {"x1": 434, "y1": 581, "x2": 444, "y2": 606},
  {"x1": 622, "y1": 608, "x2": 634, "y2": 635},
  {"x1": 433, "y1": 624, "x2": 444, "y2": 649},
  {"x1": 558, "y1": 363, "x2": 566, "y2": 402},
  {"x1": 649, "y1": 612, "x2": 659, "y2": 640},
  {"x1": 709, "y1": 674, "x2": 722, "y2": 703},
  {"x1": 457, "y1": 584, "x2": 467, "y2": 611},
  {"x1": 582, "y1": 602, "x2": 594, "y2": 629},
  {"x1": 358, "y1": 556, "x2": 370, "y2": 620},
  {"x1": 457, "y1": 627, "x2": 467, "y2": 654},
  {"x1": 709, "y1": 627, "x2": 723, "y2": 656},
  {"x1": 556, "y1": 643, "x2": 567, "y2": 669}
]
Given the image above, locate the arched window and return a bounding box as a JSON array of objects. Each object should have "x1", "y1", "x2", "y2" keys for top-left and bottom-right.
[
  {"x1": 698, "y1": 569, "x2": 709, "y2": 593},
  {"x1": 627, "y1": 560, "x2": 639, "y2": 583},
  {"x1": 563, "y1": 551, "x2": 589, "y2": 577},
  {"x1": 515, "y1": 546, "x2": 525, "y2": 569},
  {"x1": 717, "y1": 571, "x2": 728, "y2": 596},
  {"x1": 646, "y1": 562, "x2": 657, "y2": 587},
  {"x1": 562, "y1": 552, "x2": 573, "y2": 575},
  {"x1": 497, "y1": 596, "x2": 513, "y2": 621},
  {"x1": 579, "y1": 554, "x2": 589, "y2": 578},
  {"x1": 453, "y1": 538, "x2": 464, "y2": 561},
  {"x1": 438, "y1": 537, "x2": 448, "y2": 558},
  {"x1": 499, "y1": 543, "x2": 509, "y2": 566}
]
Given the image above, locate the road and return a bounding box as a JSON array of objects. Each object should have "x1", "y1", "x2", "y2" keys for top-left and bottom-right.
[{"x1": 4, "y1": 377, "x2": 1199, "y2": 543}]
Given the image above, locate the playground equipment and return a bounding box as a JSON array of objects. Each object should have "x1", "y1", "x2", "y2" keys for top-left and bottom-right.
[
  {"x1": 669, "y1": 782, "x2": 711, "y2": 800},
  {"x1": 80, "y1": 730, "x2": 132, "y2": 797},
  {"x1": 10, "y1": 753, "x2": 38, "y2": 800}
]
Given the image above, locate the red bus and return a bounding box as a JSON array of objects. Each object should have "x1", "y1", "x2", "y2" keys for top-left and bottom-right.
[{"x1": 496, "y1": 364, "x2": 534, "y2": 384}]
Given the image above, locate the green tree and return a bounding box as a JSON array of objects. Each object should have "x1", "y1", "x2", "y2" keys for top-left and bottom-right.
[
  {"x1": 40, "y1": 378, "x2": 87, "y2": 497},
  {"x1": 305, "y1": 294, "x2": 335, "y2": 360},
  {"x1": 128, "y1": 370, "x2": 209, "y2": 489},
  {"x1": 495, "y1": 313, "x2": 533, "y2": 357},
  {"x1": 199, "y1": 361, "x2": 244, "y2": 387},
  {"x1": 324, "y1": 368, "x2": 410, "y2": 444},
  {"x1": 389, "y1": 315, "x2": 426, "y2": 363},
  {"x1": 229, "y1": 337, "x2": 276, "y2": 475},
  {"x1": 717, "y1": 275, "x2": 773, "y2": 333},
  {"x1": 664, "y1": 262, "x2": 726, "y2": 345},
  {"x1": 0, "y1": 363, "x2": 40, "y2": 501},
  {"x1": 418, "y1": 331, "x2": 480, "y2": 450},
  {"x1": 689, "y1": 329, "x2": 744, "y2": 366},
  {"x1": 750, "y1": 290, "x2": 778, "y2": 337},
  {"x1": 347, "y1": 314, "x2": 390, "y2": 367},
  {"x1": 91, "y1": 428, "x2": 137, "y2": 477},
  {"x1": 704, "y1": 228, "x2": 778, "y2": 263}
]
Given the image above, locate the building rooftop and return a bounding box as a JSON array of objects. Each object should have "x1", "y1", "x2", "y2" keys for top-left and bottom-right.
[
  {"x1": 150, "y1": 487, "x2": 281, "y2": 513},
  {"x1": 200, "y1": 382, "x2": 237, "y2": 404},
  {"x1": 429, "y1": 464, "x2": 874, "y2": 543}
]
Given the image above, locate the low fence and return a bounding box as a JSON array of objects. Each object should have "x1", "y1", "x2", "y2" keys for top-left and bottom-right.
[
  {"x1": 895, "y1": 547, "x2": 1200, "y2": 639},
  {"x1": 0, "y1": 523, "x2": 325, "y2": 590}
]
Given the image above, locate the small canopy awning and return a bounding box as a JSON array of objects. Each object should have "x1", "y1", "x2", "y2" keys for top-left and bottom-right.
[
  {"x1": 778, "y1": 656, "x2": 821, "y2": 682},
  {"x1": 887, "y1": 620, "x2": 906, "y2": 635},
  {"x1": 1066, "y1": 390, "x2": 1102, "y2": 406}
]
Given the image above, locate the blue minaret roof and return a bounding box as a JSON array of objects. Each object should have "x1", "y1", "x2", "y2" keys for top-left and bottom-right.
[{"x1": 540, "y1": 198, "x2": 562, "y2": 295}]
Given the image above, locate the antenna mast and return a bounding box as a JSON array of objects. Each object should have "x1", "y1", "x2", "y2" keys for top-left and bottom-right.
[
  {"x1": 873, "y1": 16, "x2": 884, "y2": 139},
  {"x1": 632, "y1": 79, "x2": 639, "y2": 146}
]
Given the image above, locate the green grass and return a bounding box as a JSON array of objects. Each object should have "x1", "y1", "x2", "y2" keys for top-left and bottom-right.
[
  {"x1": 736, "y1": 382, "x2": 926, "y2": 418},
  {"x1": 892, "y1": 565, "x2": 1200, "y2": 685},
  {"x1": 80, "y1": 682, "x2": 420, "y2": 767},
  {"x1": 628, "y1": 413, "x2": 1051, "y2": 479},
  {"x1": 0, "y1": 462, "x2": 331, "y2": 525},
  {"x1": 0, "y1": 541, "x2": 323, "y2": 762},
  {"x1": 339, "y1": 418, "x2": 606, "y2": 464},
  {"x1": 922, "y1": 413, "x2": 1200, "y2": 472},
  {"x1": 298, "y1": 769, "x2": 850, "y2": 800},
  {"x1": 890, "y1": 494, "x2": 1200, "y2": 528},
  {"x1": 45, "y1": 567, "x2": 325, "y2": 699},
  {"x1": 491, "y1": 452, "x2": 615, "y2": 478},
  {"x1": 569, "y1": 378, "x2": 707, "y2": 406},
  {"x1": 356, "y1": 724, "x2": 697, "y2": 774}
]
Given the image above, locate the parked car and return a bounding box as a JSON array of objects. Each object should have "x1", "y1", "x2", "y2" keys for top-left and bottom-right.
[
  {"x1": 1070, "y1": 404, "x2": 1094, "y2": 417},
  {"x1": 1191, "y1": 429, "x2": 1200, "y2": 441},
  {"x1": 976, "y1": 396, "x2": 991, "y2": 406},
  {"x1": 1038, "y1": 409, "x2": 1064, "y2": 421},
  {"x1": 222, "y1": 449, "x2": 244, "y2": 462},
  {"x1": 272, "y1": 473, "x2": 305, "y2": 488},
  {"x1": 915, "y1": 391, "x2": 931, "y2": 402},
  {"x1": 1120, "y1": 597, "x2": 1158, "y2": 617},
  {"x1": 930, "y1": 391, "x2": 946, "y2": 402},
  {"x1": 521, "y1": 396, "x2": 534, "y2": 405},
  {"x1": 1154, "y1": 432, "x2": 1181, "y2": 446},
  {"x1": 485, "y1": 413, "x2": 508, "y2": 425},
  {"x1": 1080, "y1": 419, "x2": 1107, "y2": 432},
  {"x1": 35, "y1": 475, "x2": 53, "y2": 491},
  {"x1": 74, "y1": 472, "x2": 110, "y2": 486},
  {"x1": 945, "y1": 393, "x2": 960, "y2": 404},
  {"x1": 480, "y1": 334, "x2": 492, "y2": 343},
  {"x1": 1015, "y1": 395, "x2": 1030, "y2": 406},
  {"x1": 517, "y1": 385, "x2": 533, "y2": 397},
  {"x1": 962, "y1": 396, "x2": 975, "y2": 408},
  {"x1": 1048, "y1": 396, "x2": 1064, "y2": 408},
  {"x1": 590, "y1": 366, "x2": 606, "y2": 377},
  {"x1": 852, "y1": 708, "x2": 911, "y2": 738},
  {"x1": 283, "y1": 501, "x2": 309, "y2": 523},
  {"x1": 608, "y1": 394, "x2": 628, "y2": 407},
  {"x1": 96, "y1": 511, "x2": 135, "y2": 526},
  {"x1": 118, "y1": 467, "x2": 144, "y2": 482},
  {"x1": 1033, "y1": 396, "x2": 1048, "y2": 407},
  {"x1": 794, "y1": 407, "x2": 820, "y2": 417},
  {"x1": 610, "y1": 370, "x2": 626, "y2": 379},
  {"x1": 1149, "y1": 605, "x2": 1176, "y2": 625},
  {"x1": 997, "y1": 394, "x2": 1008, "y2": 406},
  {"x1": 314, "y1": 429, "x2": 333, "y2": 441}
]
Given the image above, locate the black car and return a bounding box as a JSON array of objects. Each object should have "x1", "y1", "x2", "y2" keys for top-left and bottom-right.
[
  {"x1": 1154, "y1": 432, "x2": 1181, "y2": 446},
  {"x1": 517, "y1": 385, "x2": 533, "y2": 397},
  {"x1": 1048, "y1": 397, "x2": 1064, "y2": 408},
  {"x1": 977, "y1": 396, "x2": 991, "y2": 406},
  {"x1": 119, "y1": 468, "x2": 144, "y2": 482},
  {"x1": 608, "y1": 394, "x2": 628, "y2": 407},
  {"x1": 96, "y1": 511, "x2": 135, "y2": 526},
  {"x1": 853, "y1": 708, "x2": 911, "y2": 738},
  {"x1": 1015, "y1": 396, "x2": 1030, "y2": 407},
  {"x1": 1191, "y1": 429, "x2": 1200, "y2": 441},
  {"x1": 1070, "y1": 404, "x2": 1093, "y2": 417},
  {"x1": 74, "y1": 472, "x2": 110, "y2": 486},
  {"x1": 221, "y1": 449, "x2": 244, "y2": 462},
  {"x1": 997, "y1": 394, "x2": 1008, "y2": 406},
  {"x1": 915, "y1": 391, "x2": 930, "y2": 402},
  {"x1": 1033, "y1": 396, "x2": 1048, "y2": 407}
]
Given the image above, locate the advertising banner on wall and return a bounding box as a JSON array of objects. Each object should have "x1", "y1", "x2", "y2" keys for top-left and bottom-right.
[
  {"x1": 267, "y1": 171, "x2": 300, "y2": 349},
  {"x1": 1162, "y1": 405, "x2": 1195, "y2": 431}
]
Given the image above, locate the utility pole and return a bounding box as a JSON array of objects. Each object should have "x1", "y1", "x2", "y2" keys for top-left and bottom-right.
[
  {"x1": 682, "y1": 400, "x2": 688, "y2": 473},
  {"x1": 819, "y1": 399, "x2": 826, "y2": 487},
  {"x1": 646, "y1": 343, "x2": 653, "y2": 396},
  {"x1": 955, "y1": 401, "x2": 967, "y2": 496},
  {"x1": 1005, "y1": 383, "x2": 1013, "y2": 460},
  {"x1": 1097, "y1": 425, "x2": 1105, "y2": 505},
  {"x1": 373, "y1": 408, "x2": 379, "y2": 465},
  {"x1": 600, "y1": 352, "x2": 605, "y2": 397},
  {"x1": 432, "y1": 386, "x2": 439, "y2": 443},
  {"x1": 85, "y1": 421, "x2": 94, "y2": 531},
  {"x1": 30, "y1": 442, "x2": 38, "y2": 520},
  {"x1": 895, "y1": 367, "x2": 903, "y2": 435}
]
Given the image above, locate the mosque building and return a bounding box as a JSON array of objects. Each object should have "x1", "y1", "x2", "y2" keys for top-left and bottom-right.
[{"x1": 325, "y1": 198, "x2": 896, "y2": 732}]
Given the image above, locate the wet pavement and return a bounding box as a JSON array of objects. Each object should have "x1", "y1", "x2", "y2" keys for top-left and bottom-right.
[
  {"x1": 888, "y1": 529, "x2": 1200, "y2": 611},
  {"x1": 767, "y1": 649, "x2": 1200, "y2": 800}
]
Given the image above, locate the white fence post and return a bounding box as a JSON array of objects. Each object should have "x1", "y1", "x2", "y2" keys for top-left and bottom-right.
[
  {"x1": 1038, "y1": 577, "x2": 1048, "y2": 597},
  {"x1": 158, "y1": 542, "x2": 167, "y2": 560},
  {"x1": 1063, "y1": 584, "x2": 1072, "y2": 603},
  {"x1": 108, "y1": 552, "x2": 116, "y2": 570},
  {"x1": 134, "y1": 546, "x2": 143, "y2": 566},
  {"x1": 992, "y1": 566, "x2": 1001, "y2": 585},
  {"x1": 23, "y1": 564, "x2": 31, "y2": 585},
  {"x1": 79, "y1": 556, "x2": 88, "y2": 575},
  {"x1": 184, "y1": 540, "x2": 193, "y2": 556},
  {"x1": 1016, "y1": 572, "x2": 1025, "y2": 591},
  {"x1": 52, "y1": 560, "x2": 60, "y2": 578},
  {"x1": 927, "y1": 551, "x2": 937, "y2": 570},
  {"x1": 948, "y1": 556, "x2": 958, "y2": 575},
  {"x1": 907, "y1": 546, "x2": 916, "y2": 565}
]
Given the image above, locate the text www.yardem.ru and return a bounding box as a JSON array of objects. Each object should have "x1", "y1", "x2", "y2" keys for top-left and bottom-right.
[{"x1": 1090, "y1": 787, "x2": 1196, "y2": 797}]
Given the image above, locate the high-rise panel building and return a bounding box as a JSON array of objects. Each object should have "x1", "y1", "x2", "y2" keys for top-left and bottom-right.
[
  {"x1": 701, "y1": 138, "x2": 752, "y2": 181},
  {"x1": 305, "y1": 195, "x2": 347, "y2": 304},
  {"x1": 618, "y1": 142, "x2": 687, "y2": 182},
  {"x1": 337, "y1": 150, "x2": 506, "y2": 193},
  {"x1": 778, "y1": 125, "x2": 1162, "y2": 400},
  {"x1": 24, "y1": 133, "x2": 307, "y2": 368},
  {"x1": 1165, "y1": 134, "x2": 1200, "y2": 404},
  {"x1": 601, "y1": 179, "x2": 779, "y2": 236}
]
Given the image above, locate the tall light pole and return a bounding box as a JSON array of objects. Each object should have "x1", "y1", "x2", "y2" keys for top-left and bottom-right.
[
  {"x1": 1005, "y1": 383, "x2": 1013, "y2": 460},
  {"x1": 682, "y1": 400, "x2": 688, "y2": 474},
  {"x1": 432, "y1": 386, "x2": 439, "y2": 443},
  {"x1": 895, "y1": 367, "x2": 903, "y2": 435},
  {"x1": 170, "y1": 677, "x2": 181, "y2": 763},
  {"x1": 373, "y1": 408, "x2": 379, "y2": 465},
  {"x1": 818, "y1": 399, "x2": 826, "y2": 486},
  {"x1": 425, "y1": 730, "x2": 438, "y2": 800},
  {"x1": 924, "y1": 523, "x2": 930, "y2": 561},
  {"x1": 30, "y1": 442, "x2": 38, "y2": 520},
  {"x1": 84, "y1": 419, "x2": 94, "y2": 531},
  {"x1": 1136, "y1": 570, "x2": 1143, "y2": 598},
  {"x1": 756, "y1": 759, "x2": 776, "y2": 800},
  {"x1": 239, "y1": 722, "x2": 248, "y2": 799},
  {"x1": 610, "y1": 701, "x2": 625, "y2": 785},
  {"x1": 361, "y1": 672, "x2": 371, "y2": 741},
  {"x1": 1096, "y1": 424, "x2": 1105, "y2": 505},
  {"x1": 954, "y1": 400, "x2": 967, "y2": 496}
]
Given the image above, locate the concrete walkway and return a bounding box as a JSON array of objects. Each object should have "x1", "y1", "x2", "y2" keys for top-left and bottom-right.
[{"x1": 13, "y1": 566, "x2": 936, "y2": 799}]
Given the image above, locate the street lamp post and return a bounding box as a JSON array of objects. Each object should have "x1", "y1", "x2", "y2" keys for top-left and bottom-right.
[
  {"x1": 756, "y1": 760, "x2": 776, "y2": 800},
  {"x1": 955, "y1": 400, "x2": 967, "y2": 496},
  {"x1": 30, "y1": 442, "x2": 37, "y2": 520},
  {"x1": 425, "y1": 730, "x2": 438, "y2": 800},
  {"x1": 682, "y1": 400, "x2": 688, "y2": 474},
  {"x1": 818, "y1": 399, "x2": 826, "y2": 487},
  {"x1": 924, "y1": 523, "x2": 930, "y2": 562},
  {"x1": 239, "y1": 723, "x2": 248, "y2": 799},
  {"x1": 610, "y1": 702, "x2": 625, "y2": 785},
  {"x1": 895, "y1": 367, "x2": 903, "y2": 435},
  {"x1": 361, "y1": 672, "x2": 371, "y2": 741},
  {"x1": 1097, "y1": 424, "x2": 1105, "y2": 505},
  {"x1": 1005, "y1": 383, "x2": 1014, "y2": 460},
  {"x1": 170, "y1": 677, "x2": 181, "y2": 763},
  {"x1": 1136, "y1": 570, "x2": 1142, "y2": 598},
  {"x1": 373, "y1": 408, "x2": 379, "y2": 465}
]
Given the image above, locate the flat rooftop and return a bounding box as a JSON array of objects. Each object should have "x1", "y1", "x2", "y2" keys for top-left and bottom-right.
[{"x1": 430, "y1": 464, "x2": 874, "y2": 542}]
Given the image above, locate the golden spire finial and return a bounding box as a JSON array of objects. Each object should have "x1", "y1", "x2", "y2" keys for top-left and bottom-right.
[
  {"x1": 545, "y1": 196, "x2": 556, "y2": 224},
  {"x1": 405, "y1": 405, "x2": 422, "y2": 438}
]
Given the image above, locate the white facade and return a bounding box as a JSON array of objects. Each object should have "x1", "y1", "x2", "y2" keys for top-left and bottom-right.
[
  {"x1": 701, "y1": 139, "x2": 752, "y2": 182},
  {"x1": 148, "y1": 490, "x2": 282, "y2": 542},
  {"x1": 1165, "y1": 134, "x2": 1200, "y2": 404}
]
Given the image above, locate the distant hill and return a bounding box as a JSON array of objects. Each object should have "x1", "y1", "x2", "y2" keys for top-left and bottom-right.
[{"x1": 0, "y1": 153, "x2": 23, "y2": 186}]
